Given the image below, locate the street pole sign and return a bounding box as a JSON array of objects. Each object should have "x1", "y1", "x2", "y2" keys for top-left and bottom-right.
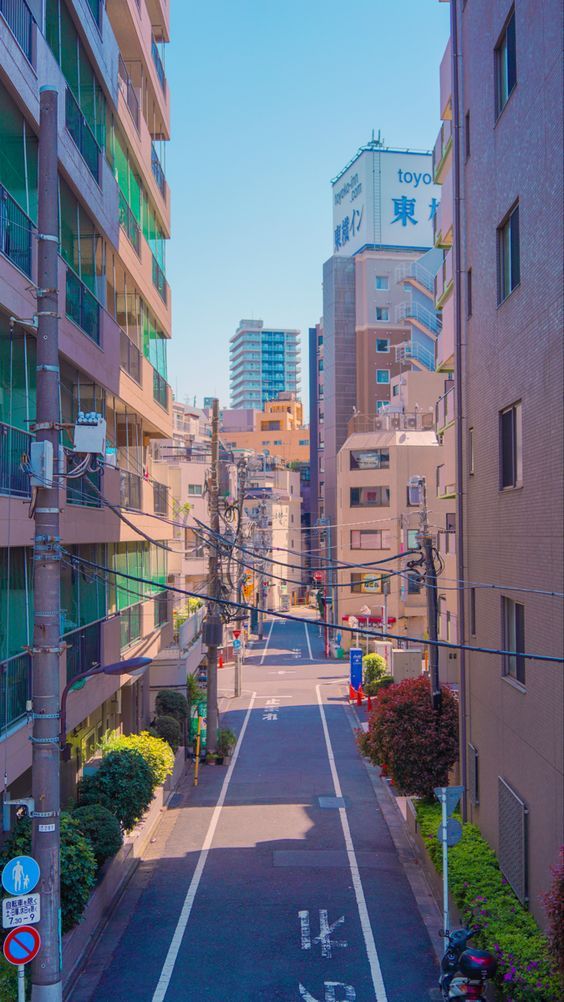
[
  {"x1": 1, "y1": 857, "x2": 40, "y2": 896},
  {"x1": 434, "y1": 786, "x2": 465, "y2": 950},
  {"x1": 349, "y1": 648, "x2": 363, "y2": 690},
  {"x1": 436, "y1": 818, "x2": 463, "y2": 848},
  {"x1": 3, "y1": 894, "x2": 41, "y2": 930},
  {"x1": 233, "y1": 639, "x2": 241, "y2": 652},
  {"x1": 3, "y1": 925, "x2": 42, "y2": 966}
]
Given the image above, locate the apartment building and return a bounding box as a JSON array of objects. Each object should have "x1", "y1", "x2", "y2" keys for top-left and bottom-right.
[
  {"x1": 0, "y1": 0, "x2": 173, "y2": 803},
  {"x1": 229, "y1": 319, "x2": 301, "y2": 409},
  {"x1": 243, "y1": 461, "x2": 303, "y2": 611},
  {"x1": 221, "y1": 392, "x2": 310, "y2": 464},
  {"x1": 443, "y1": 0, "x2": 563, "y2": 923}
]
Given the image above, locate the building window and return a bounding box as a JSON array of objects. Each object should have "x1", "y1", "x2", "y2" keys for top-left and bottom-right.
[
  {"x1": 495, "y1": 8, "x2": 517, "y2": 118},
  {"x1": 376, "y1": 400, "x2": 387, "y2": 411},
  {"x1": 350, "y1": 448, "x2": 390, "y2": 470},
  {"x1": 497, "y1": 202, "x2": 520, "y2": 303},
  {"x1": 469, "y1": 426, "x2": 475, "y2": 475},
  {"x1": 376, "y1": 307, "x2": 389, "y2": 321},
  {"x1": 376, "y1": 338, "x2": 390, "y2": 352},
  {"x1": 392, "y1": 384, "x2": 400, "y2": 397},
  {"x1": 375, "y1": 276, "x2": 389, "y2": 290},
  {"x1": 350, "y1": 486, "x2": 390, "y2": 507},
  {"x1": 502, "y1": 596, "x2": 525, "y2": 685},
  {"x1": 470, "y1": 587, "x2": 476, "y2": 635},
  {"x1": 273, "y1": 439, "x2": 282, "y2": 445},
  {"x1": 466, "y1": 268, "x2": 472, "y2": 317},
  {"x1": 407, "y1": 572, "x2": 422, "y2": 595},
  {"x1": 188, "y1": 484, "x2": 203, "y2": 496},
  {"x1": 464, "y1": 110, "x2": 471, "y2": 159},
  {"x1": 376, "y1": 369, "x2": 390, "y2": 384},
  {"x1": 299, "y1": 439, "x2": 309, "y2": 446},
  {"x1": 499, "y1": 401, "x2": 522, "y2": 488},
  {"x1": 350, "y1": 529, "x2": 391, "y2": 550},
  {"x1": 407, "y1": 529, "x2": 419, "y2": 549}
]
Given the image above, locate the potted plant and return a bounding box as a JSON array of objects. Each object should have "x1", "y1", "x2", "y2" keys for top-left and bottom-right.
[{"x1": 216, "y1": 729, "x2": 237, "y2": 764}]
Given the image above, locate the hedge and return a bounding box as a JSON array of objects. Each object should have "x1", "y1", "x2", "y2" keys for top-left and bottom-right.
[
  {"x1": 72, "y1": 804, "x2": 123, "y2": 868},
  {"x1": 415, "y1": 800, "x2": 560, "y2": 1001},
  {"x1": 79, "y1": 748, "x2": 154, "y2": 832},
  {"x1": 103, "y1": 731, "x2": 175, "y2": 788},
  {"x1": 154, "y1": 714, "x2": 181, "y2": 753}
]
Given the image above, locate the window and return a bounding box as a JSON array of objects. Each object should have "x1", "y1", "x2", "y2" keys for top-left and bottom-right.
[
  {"x1": 392, "y1": 384, "x2": 400, "y2": 397},
  {"x1": 299, "y1": 439, "x2": 309, "y2": 446},
  {"x1": 376, "y1": 400, "x2": 387, "y2": 411},
  {"x1": 497, "y1": 202, "x2": 520, "y2": 302},
  {"x1": 495, "y1": 8, "x2": 517, "y2": 118},
  {"x1": 407, "y1": 529, "x2": 419, "y2": 550},
  {"x1": 376, "y1": 369, "x2": 390, "y2": 384},
  {"x1": 318, "y1": 358, "x2": 324, "y2": 372},
  {"x1": 406, "y1": 485, "x2": 419, "y2": 507},
  {"x1": 470, "y1": 587, "x2": 476, "y2": 635},
  {"x1": 350, "y1": 448, "x2": 389, "y2": 470},
  {"x1": 375, "y1": 276, "x2": 389, "y2": 290},
  {"x1": 376, "y1": 338, "x2": 390, "y2": 353},
  {"x1": 465, "y1": 110, "x2": 471, "y2": 159},
  {"x1": 469, "y1": 426, "x2": 475, "y2": 475},
  {"x1": 350, "y1": 486, "x2": 390, "y2": 507},
  {"x1": 376, "y1": 307, "x2": 389, "y2": 321},
  {"x1": 351, "y1": 573, "x2": 390, "y2": 594},
  {"x1": 188, "y1": 484, "x2": 203, "y2": 496},
  {"x1": 407, "y1": 572, "x2": 422, "y2": 595},
  {"x1": 499, "y1": 401, "x2": 522, "y2": 488},
  {"x1": 273, "y1": 440, "x2": 282, "y2": 445},
  {"x1": 466, "y1": 268, "x2": 472, "y2": 317},
  {"x1": 350, "y1": 529, "x2": 391, "y2": 550},
  {"x1": 502, "y1": 596, "x2": 525, "y2": 684}
]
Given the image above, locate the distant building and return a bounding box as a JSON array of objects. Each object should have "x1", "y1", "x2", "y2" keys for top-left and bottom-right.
[
  {"x1": 229, "y1": 319, "x2": 301, "y2": 409},
  {"x1": 221, "y1": 393, "x2": 309, "y2": 464}
]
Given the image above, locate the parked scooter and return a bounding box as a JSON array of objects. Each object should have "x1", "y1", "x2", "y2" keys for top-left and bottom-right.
[{"x1": 439, "y1": 926, "x2": 497, "y2": 1000}]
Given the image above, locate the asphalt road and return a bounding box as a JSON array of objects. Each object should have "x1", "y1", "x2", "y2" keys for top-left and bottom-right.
[{"x1": 70, "y1": 615, "x2": 440, "y2": 1002}]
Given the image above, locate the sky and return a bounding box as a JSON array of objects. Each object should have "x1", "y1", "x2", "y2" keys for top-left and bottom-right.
[{"x1": 165, "y1": 0, "x2": 450, "y2": 414}]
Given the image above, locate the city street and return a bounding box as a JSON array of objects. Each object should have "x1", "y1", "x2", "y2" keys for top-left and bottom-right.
[{"x1": 70, "y1": 615, "x2": 441, "y2": 1002}]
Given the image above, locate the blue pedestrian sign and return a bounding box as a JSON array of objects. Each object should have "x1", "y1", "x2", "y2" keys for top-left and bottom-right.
[
  {"x1": 2, "y1": 856, "x2": 40, "y2": 896},
  {"x1": 349, "y1": 648, "x2": 363, "y2": 690},
  {"x1": 233, "y1": 639, "x2": 241, "y2": 652}
]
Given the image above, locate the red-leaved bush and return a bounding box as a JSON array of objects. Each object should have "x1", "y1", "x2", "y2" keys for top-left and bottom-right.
[
  {"x1": 543, "y1": 846, "x2": 564, "y2": 978},
  {"x1": 357, "y1": 675, "x2": 459, "y2": 798}
]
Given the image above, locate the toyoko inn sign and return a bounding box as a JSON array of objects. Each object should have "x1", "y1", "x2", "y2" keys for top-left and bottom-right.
[{"x1": 331, "y1": 143, "x2": 441, "y2": 256}]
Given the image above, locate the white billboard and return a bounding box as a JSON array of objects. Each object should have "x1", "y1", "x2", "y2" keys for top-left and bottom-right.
[{"x1": 332, "y1": 146, "x2": 440, "y2": 256}]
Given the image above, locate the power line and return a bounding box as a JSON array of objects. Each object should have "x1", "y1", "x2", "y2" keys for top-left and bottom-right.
[{"x1": 61, "y1": 549, "x2": 564, "y2": 665}]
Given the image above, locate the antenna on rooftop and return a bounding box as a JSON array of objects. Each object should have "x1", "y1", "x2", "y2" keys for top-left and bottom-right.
[{"x1": 370, "y1": 129, "x2": 384, "y2": 148}]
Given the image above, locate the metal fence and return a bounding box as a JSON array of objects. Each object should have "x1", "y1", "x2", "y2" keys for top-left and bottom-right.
[
  {"x1": 120, "y1": 603, "x2": 142, "y2": 650},
  {"x1": 0, "y1": 652, "x2": 31, "y2": 734},
  {"x1": 66, "y1": 269, "x2": 100, "y2": 344},
  {"x1": 0, "y1": 421, "x2": 32, "y2": 497},
  {"x1": 118, "y1": 189, "x2": 141, "y2": 255},
  {"x1": 120, "y1": 329, "x2": 142, "y2": 383},
  {"x1": 64, "y1": 621, "x2": 101, "y2": 684},
  {"x1": 151, "y1": 144, "x2": 166, "y2": 198},
  {"x1": 0, "y1": 184, "x2": 33, "y2": 277},
  {"x1": 65, "y1": 87, "x2": 99, "y2": 182},
  {"x1": 153, "y1": 369, "x2": 169, "y2": 410},
  {"x1": 118, "y1": 54, "x2": 140, "y2": 131}
]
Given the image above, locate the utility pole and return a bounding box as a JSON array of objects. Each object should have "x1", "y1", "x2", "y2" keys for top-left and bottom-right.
[
  {"x1": 257, "y1": 498, "x2": 268, "y2": 641},
  {"x1": 410, "y1": 475, "x2": 441, "y2": 710},
  {"x1": 31, "y1": 86, "x2": 63, "y2": 1002},
  {"x1": 203, "y1": 398, "x2": 222, "y2": 754}
]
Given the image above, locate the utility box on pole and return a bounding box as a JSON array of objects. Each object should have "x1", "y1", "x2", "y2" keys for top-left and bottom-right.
[{"x1": 391, "y1": 649, "x2": 423, "y2": 682}]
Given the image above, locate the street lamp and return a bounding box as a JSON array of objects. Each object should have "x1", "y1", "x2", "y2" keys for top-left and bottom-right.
[{"x1": 60, "y1": 657, "x2": 152, "y2": 753}]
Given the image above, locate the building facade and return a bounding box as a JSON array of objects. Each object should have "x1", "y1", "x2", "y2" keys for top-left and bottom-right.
[
  {"x1": 0, "y1": 0, "x2": 173, "y2": 804},
  {"x1": 444, "y1": 0, "x2": 563, "y2": 924},
  {"x1": 229, "y1": 319, "x2": 301, "y2": 409},
  {"x1": 221, "y1": 392, "x2": 309, "y2": 464}
]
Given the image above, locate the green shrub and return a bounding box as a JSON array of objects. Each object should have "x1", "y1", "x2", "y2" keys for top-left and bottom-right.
[
  {"x1": 543, "y1": 847, "x2": 564, "y2": 979},
  {"x1": 186, "y1": 673, "x2": 204, "y2": 704},
  {"x1": 71, "y1": 805, "x2": 123, "y2": 868},
  {"x1": 0, "y1": 815, "x2": 96, "y2": 933},
  {"x1": 0, "y1": 956, "x2": 18, "y2": 1000},
  {"x1": 217, "y1": 728, "x2": 237, "y2": 757},
  {"x1": 358, "y1": 676, "x2": 458, "y2": 797},
  {"x1": 79, "y1": 749, "x2": 154, "y2": 832},
  {"x1": 103, "y1": 731, "x2": 175, "y2": 788},
  {"x1": 415, "y1": 801, "x2": 560, "y2": 1001},
  {"x1": 362, "y1": 653, "x2": 390, "y2": 695},
  {"x1": 154, "y1": 714, "x2": 181, "y2": 753},
  {"x1": 155, "y1": 689, "x2": 189, "y2": 722}
]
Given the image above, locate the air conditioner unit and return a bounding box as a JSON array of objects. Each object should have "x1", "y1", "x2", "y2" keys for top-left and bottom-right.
[
  {"x1": 391, "y1": 416, "x2": 401, "y2": 429},
  {"x1": 422, "y1": 413, "x2": 435, "y2": 430},
  {"x1": 407, "y1": 416, "x2": 417, "y2": 429},
  {"x1": 374, "y1": 419, "x2": 383, "y2": 430}
]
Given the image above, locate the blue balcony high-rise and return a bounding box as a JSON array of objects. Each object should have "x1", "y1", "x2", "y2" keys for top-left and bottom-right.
[{"x1": 229, "y1": 319, "x2": 301, "y2": 409}]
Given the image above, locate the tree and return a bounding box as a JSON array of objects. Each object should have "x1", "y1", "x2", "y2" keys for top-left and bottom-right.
[
  {"x1": 358, "y1": 675, "x2": 459, "y2": 798},
  {"x1": 79, "y1": 749, "x2": 154, "y2": 832},
  {"x1": 155, "y1": 689, "x2": 189, "y2": 723},
  {"x1": 71, "y1": 805, "x2": 123, "y2": 868}
]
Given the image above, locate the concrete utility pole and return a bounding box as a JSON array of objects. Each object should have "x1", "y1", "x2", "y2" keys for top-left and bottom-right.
[
  {"x1": 31, "y1": 86, "x2": 63, "y2": 1002},
  {"x1": 411, "y1": 475, "x2": 441, "y2": 711},
  {"x1": 203, "y1": 398, "x2": 222, "y2": 754}
]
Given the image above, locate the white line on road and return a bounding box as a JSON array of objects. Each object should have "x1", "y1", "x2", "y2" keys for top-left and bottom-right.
[
  {"x1": 151, "y1": 692, "x2": 257, "y2": 1002},
  {"x1": 304, "y1": 621, "x2": 313, "y2": 660},
  {"x1": 260, "y1": 619, "x2": 275, "y2": 664},
  {"x1": 316, "y1": 684, "x2": 388, "y2": 1002}
]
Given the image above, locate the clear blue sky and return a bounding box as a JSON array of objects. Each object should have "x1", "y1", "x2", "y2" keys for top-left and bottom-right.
[{"x1": 165, "y1": 0, "x2": 450, "y2": 412}]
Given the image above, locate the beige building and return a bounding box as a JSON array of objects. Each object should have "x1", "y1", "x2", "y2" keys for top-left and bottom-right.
[
  {"x1": 243, "y1": 461, "x2": 303, "y2": 610},
  {"x1": 222, "y1": 393, "x2": 310, "y2": 464}
]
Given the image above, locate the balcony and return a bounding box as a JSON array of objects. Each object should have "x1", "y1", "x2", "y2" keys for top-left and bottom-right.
[
  {"x1": 433, "y1": 118, "x2": 453, "y2": 184},
  {"x1": 439, "y1": 36, "x2": 453, "y2": 121},
  {"x1": 118, "y1": 190, "x2": 141, "y2": 255},
  {"x1": 120, "y1": 470, "x2": 142, "y2": 511},
  {"x1": 0, "y1": 184, "x2": 33, "y2": 277},
  {"x1": 120, "y1": 329, "x2": 142, "y2": 383},
  {"x1": 66, "y1": 468, "x2": 102, "y2": 508},
  {"x1": 154, "y1": 590, "x2": 168, "y2": 628},
  {"x1": 151, "y1": 37, "x2": 166, "y2": 93},
  {"x1": 434, "y1": 248, "x2": 454, "y2": 308},
  {"x1": 437, "y1": 292, "x2": 455, "y2": 372},
  {"x1": 435, "y1": 381, "x2": 455, "y2": 432},
  {"x1": 396, "y1": 260, "x2": 435, "y2": 297},
  {"x1": 151, "y1": 143, "x2": 166, "y2": 199},
  {"x1": 64, "y1": 621, "x2": 101, "y2": 684},
  {"x1": 436, "y1": 463, "x2": 456, "y2": 500},
  {"x1": 0, "y1": 0, "x2": 33, "y2": 62},
  {"x1": 153, "y1": 480, "x2": 168, "y2": 515},
  {"x1": 0, "y1": 421, "x2": 32, "y2": 498},
  {"x1": 118, "y1": 54, "x2": 140, "y2": 132},
  {"x1": 0, "y1": 652, "x2": 31, "y2": 735},
  {"x1": 120, "y1": 603, "x2": 142, "y2": 650},
  {"x1": 348, "y1": 411, "x2": 435, "y2": 434},
  {"x1": 153, "y1": 369, "x2": 169, "y2": 410},
  {"x1": 434, "y1": 169, "x2": 453, "y2": 248},
  {"x1": 65, "y1": 269, "x2": 100, "y2": 344},
  {"x1": 395, "y1": 300, "x2": 442, "y2": 337},
  {"x1": 152, "y1": 254, "x2": 168, "y2": 303},
  {"x1": 65, "y1": 88, "x2": 99, "y2": 183},
  {"x1": 394, "y1": 340, "x2": 435, "y2": 372}
]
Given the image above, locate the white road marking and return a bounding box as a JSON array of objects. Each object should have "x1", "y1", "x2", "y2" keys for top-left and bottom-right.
[
  {"x1": 304, "y1": 621, "x2": 313, "y2": 660},
  {"x1": 260, "y1": 619, "x2": 275, "y2": 664},
  {"x1": 299, "y1": 910, "x2": 311, "y2": 950},
  {"x1": 299, "y1": 983, "x2": 356, "y2": 1002},
  {"x1": 314, "y1": 910, "x2": 347, "y2": 958},
  {"x1": 262, "y1": 711, "x2": 278, "y2": 721},
  {"x1": 151, "y1": 692, "x2": 257, "y2": 1002},
  {"x1": 265, "y1": 698, "x2": 280, "y2": 706},
  {"x1": 316, "y1": 684, "x2": 388, "y2": 1002}
]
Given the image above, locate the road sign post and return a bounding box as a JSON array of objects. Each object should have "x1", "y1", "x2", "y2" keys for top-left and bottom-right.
[
  {"x1": 349, "y1": 648, "x2": 363, "y2": 691},
  {"x1": 3, "y1": 924, "x2": 42, "y2": 1001},
  {"x1": 434, "y1": 785, "x2": 464, "y2": 951},
  {"x1": 3, "y1": 893, "x2": 41, "y2": 929}
]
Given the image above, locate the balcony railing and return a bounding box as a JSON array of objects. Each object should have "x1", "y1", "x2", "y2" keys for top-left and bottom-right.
[
  {"x1": 151, "y1": 144, "x2": 166, "y2": 198},
  {"x1": 65, "y1": 87, "x2": 99, "y2": 182},
  {"x1": 0, "y1": 184, "x2": 33, "y2": 277},
  {"x1": 118, "y1": 54, "x2": 140, "y2": 131},
  {"x1": 0, "y1": 652, "x2": 31, "y2": 734},
  {"x1": 0, "y1": 0, "x2": 33, "y2": 61},
  {"x1": 151, "y1": 37, "x2": 166, "y2": 93},
  {"x1": 151, "y1": 254, "x2": 168, "y2": 303},
  {"x1": 120, "y1": 603, "x2": 142, "y2": 650},
  {"x1": 0, "y1": 421, "x2": 32, "y2": 497},
  {"x1": 66, "y1": 269, "x2": 100, "y2": 344},
  {"x1": 435, "y1": 382, "x2": 455, "y2": 430},
  {"x1": 395, "y1": 339, "x2": 435, "y2": 372},
  {"x1": 433, "y1": 118, "x2": 453, "y2": 182},
  {"x1": 153, "y1": 480, "x2": 168, "y2": 515},
  {"x1": 348, "y1": 411, "x2": 435, "y2": 435},
  {"x1": 120, "y1": 470, "x2": 142, "y2": 511},
  {"x1": 65, "y1": 621, "x2": 101, "y2": 684},
  {"x1": 120, "y1": 329, "x2": 142, "y2": 383},
  {"x1": 118, "y1": 190, "x2": 140, "y2": 255},
  {"x1": 66, "y1": 468, "x2": 102, "y2": 508},
  {"x1": 154, "y1": 590, "x2": 168, "y2": 628},
  {"x1": 396, "y1": 300, "x2": 442, "y2": 336},
  {"x1": 153, "y1": 369, "x2": 169, "y2": 410},
  {"x1": 396, "y1": 260, "x2": 435, "y2": 294}
]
